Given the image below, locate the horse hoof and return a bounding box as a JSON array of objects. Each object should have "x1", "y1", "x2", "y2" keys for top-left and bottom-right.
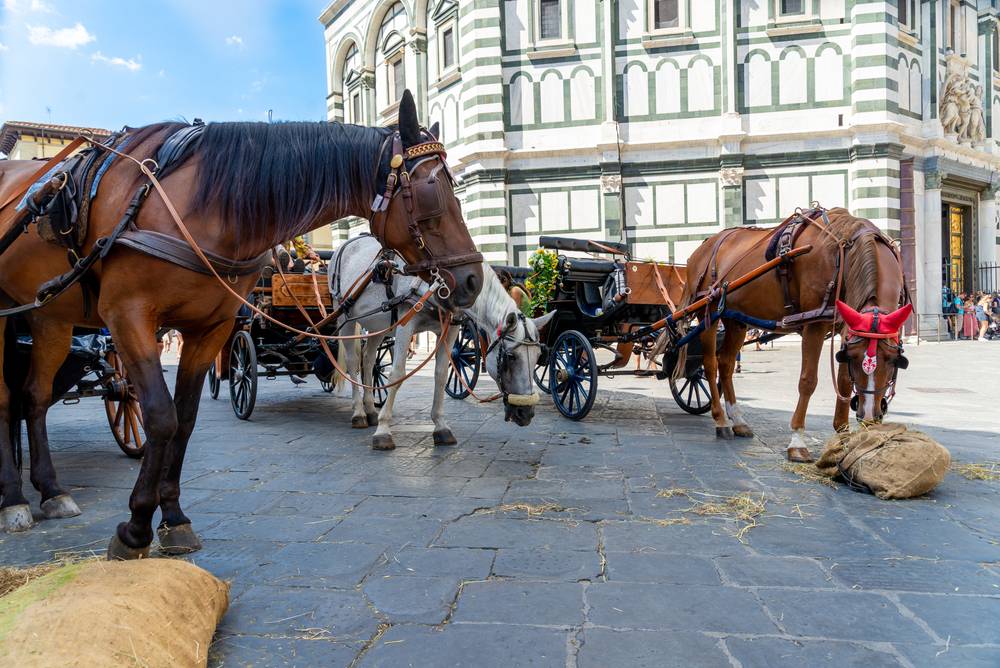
[
  {"x1": 786, "y1": 447, "x2": 815, "y2": 464},
  {"x1": 715, "y1": 426, "x2": 735, "y2": 440},
  {"x1": 351, "y1": 415, "x2": 369, "y2": 429},
  {"x1": 372, "y1": 434, "x2": 396, "y2": 451},
  {"x1": 107, "y1": 534, "x2": 150, "y2": 561},
  {"x1": 366, "y1": 413, "x2": 379, "y2": 427},
  {"x1": 41, "y1": 494, "x2": 82, "y2": 519},
  {"x1": 0, "y1": 504, "x2": 34, "y2": 533},
  {"x1": 732, "y1": 425, "x2": 755, "y2": 439},
  {"x1": 433, "y1": 429, "x2": 458, "y2": 446},
  {"x1": 157, "y1": 523, "x2": 202, "y2": 555}
]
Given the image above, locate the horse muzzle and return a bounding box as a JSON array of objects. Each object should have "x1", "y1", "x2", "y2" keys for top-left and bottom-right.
[{"x1": 504, "y1": 392, "x2": 538, "y2": 426}]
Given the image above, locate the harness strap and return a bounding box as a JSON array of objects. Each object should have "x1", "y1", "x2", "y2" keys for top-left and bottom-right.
[
  {"x1": 115, "y1": 229, "x2": 271, "y2": 277},
  {"x1": 0, "y1": 137, "x2": 86, "y2": 215}
]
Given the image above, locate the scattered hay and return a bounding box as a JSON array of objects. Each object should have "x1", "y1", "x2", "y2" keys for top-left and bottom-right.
[
  {"x1": 690, "y1": 492, "x2": 767, "y2": 542},
  {"x1": 637, "y1": 516, "x2": 692, "y2": 527},
  {"x1": 780, "y1": 461, "x2": 838, "y2": 488},
  {"x1": 953, "y1": 462, "x2": 1000, "y2": 481},
  {"x1": 0, "y1": 556, "x2": 99, "y2": 599},
  {"x1": 495, "y1": 502, "x2": 569, "y2": 516},
  {"x1": 655, "y1": 488, "x2": 690, "y2": 499}
]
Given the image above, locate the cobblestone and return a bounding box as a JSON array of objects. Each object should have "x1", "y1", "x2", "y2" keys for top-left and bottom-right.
[{"x1": 1, "y1": 340, "x2": 998, "y2": 666}]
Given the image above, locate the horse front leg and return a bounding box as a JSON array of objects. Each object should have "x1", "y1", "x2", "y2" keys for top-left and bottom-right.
[
  {"x1": 833, "y1": 359, "x2": 853, "y2": 433},
  {"x1": 156, "y1": 320, "x2": 234, "y2": 555},
  {"x1": 22, "y1": 316, "x2": 80, "y2": 520},
  {"x1": 344, "y1": 324, "x2": 369, "y2": 429},
  {"x1": 371, "y1": 330, "x2": 411, "y2": 451},
  {"x1": 700, "y1": 322, "x2": 732, "y2": 439},
  {"x1": 717, "y1": 320, "x2": 752, "y2": 438},
  {"x1": 431, "y1": 325, "x2": 459, "y2": 446},
  {"x1": 787, "y1": 322, "x2": 828, "y2": 463},
  {"x1": 0, "y1": 316, "x2": 34, "y2": 532},
  {"x1": 360, "y1": 332, "x2": 385, "y2": 428},
  {"x1": 103, "y1": 314, "x2": 177, "y2": 560}
]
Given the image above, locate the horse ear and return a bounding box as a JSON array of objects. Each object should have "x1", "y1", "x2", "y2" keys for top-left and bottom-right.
[
  {"x1": 398, "y1": 90, "x2": 420, "y2": 146},
  {"x1": 428, "y1": 121, "x2": 440, "y2": 140},
  {"x1": 532, "y1": 311, "x2": 556, "y2": 332},
  {"x1": 880, "y1": 303, "x2": 913, "y2": 333},
  {"x1": 835, "y1": 300, "x2": 864, "y2": 330},
  {"x1": 504, "y1": 311, "x2": 518, "y2": 332}
]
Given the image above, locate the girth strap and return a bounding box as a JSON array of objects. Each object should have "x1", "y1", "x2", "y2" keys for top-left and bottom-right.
[{"x1": 114, "y1": 229, "x2": 271, "y2": 277}]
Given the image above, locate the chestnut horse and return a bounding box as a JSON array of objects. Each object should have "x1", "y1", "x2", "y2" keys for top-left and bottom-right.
[
  {"x1": 0, "y1": 91, "x2": 484, "y2": 558},
  {"x1": 679, "y1": 208, "x2": 910, "y2": 462}
]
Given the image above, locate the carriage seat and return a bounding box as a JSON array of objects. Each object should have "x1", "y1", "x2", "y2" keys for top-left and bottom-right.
[{"x1": 559, "y1": 257, "x2": 617, "y2": 284}]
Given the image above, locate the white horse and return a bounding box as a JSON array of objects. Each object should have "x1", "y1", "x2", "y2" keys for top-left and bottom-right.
[{"x1": 328, "y1": 234, "x2": 554, "y2": 450}]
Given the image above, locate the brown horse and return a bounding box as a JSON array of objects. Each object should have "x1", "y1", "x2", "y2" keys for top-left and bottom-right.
[
  {"x1": 678, "y1": 208, "x2": 910, "y2": 462},
  {"x1": 0, "y1": 90, "x2": 484, "y2": 558}
]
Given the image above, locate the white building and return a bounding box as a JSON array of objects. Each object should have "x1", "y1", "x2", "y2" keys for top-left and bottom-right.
[{"x1": 320, "y1": 0, "x2": 1000, "y2": 331}]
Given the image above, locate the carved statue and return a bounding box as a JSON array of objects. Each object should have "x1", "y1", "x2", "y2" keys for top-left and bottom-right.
[{"x1": 938, "y1": 51, "x2": 986, "y2": 145}]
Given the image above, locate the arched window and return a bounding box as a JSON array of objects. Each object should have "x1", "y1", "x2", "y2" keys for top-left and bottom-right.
[
  {"x1": 341, "y1": 43, "x2": 363, "y2": 123},
  {"x1": 375, "y1": 2, "x2": 409, "y2": 111}
]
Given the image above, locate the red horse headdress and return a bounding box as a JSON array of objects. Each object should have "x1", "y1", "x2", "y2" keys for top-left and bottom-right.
[{"x1": 835, "y1": 301, "x2": 912, "y2": 374}]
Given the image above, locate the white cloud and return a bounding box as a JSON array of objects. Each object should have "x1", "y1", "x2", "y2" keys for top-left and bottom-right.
[
  {"x1": 0, "y1": 42, "x2": 8, "y2": 52},
  {"x1": 3, "y1": 0, "x2": 53, "y2": 12},
  {"x1": 157, "y1": 69, "x2": 166, "y2": 78},
  {"x1": 26, "y1": 23, "x2": 95, "y2": 49},
  {"x1": 91, "y1": 51, "x2": 142, "y2": 72},
  {"x1": 225, "y1": 35, "x2": 243, "y2": 47}
]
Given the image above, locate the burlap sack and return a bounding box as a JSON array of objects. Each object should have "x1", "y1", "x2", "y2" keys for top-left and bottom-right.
[
  {"x1": 816, "y1": 422, "x2": 951, "y2": 499},
  {"x1": 0, "y1": 559, "x2": 228, "y2": 667}
]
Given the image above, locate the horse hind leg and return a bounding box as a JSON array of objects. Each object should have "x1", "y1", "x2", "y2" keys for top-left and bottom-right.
[
  {"x1": 372, "y1": 332, "x2": 411, "y2": 451},
  {"x1": 0, "y1": 316, "x2": 34, "y2": 532},
  {"x1": 718, "y1": 320, "x2": 753, "y2": 438},
  {"x1": 22, "y1": 317, "x2": 80, "y2": 519}
]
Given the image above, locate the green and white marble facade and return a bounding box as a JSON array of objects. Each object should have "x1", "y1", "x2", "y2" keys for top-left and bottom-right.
[{"x1": 321, "y1": 0, "x2": 1000, "y2": 332}]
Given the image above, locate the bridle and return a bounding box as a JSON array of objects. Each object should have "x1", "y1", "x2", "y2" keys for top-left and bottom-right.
[
  {"x1": 484, "y1": 311, "x2": 542, "y2": 407},
  {"x1": 837, "y1": 305, "x2": 909, "y2": 412},
  {"x1": 368, "y1": 129, "x2": 483, "y2": 299}
]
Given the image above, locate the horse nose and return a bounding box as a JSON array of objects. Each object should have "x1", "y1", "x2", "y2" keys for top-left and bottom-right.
[{"x1": 448, "y1": 264, "x2": 483, "y2": 309}]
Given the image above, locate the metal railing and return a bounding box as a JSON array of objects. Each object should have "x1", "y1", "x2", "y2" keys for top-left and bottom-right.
[{"x1": 977, "y1": 262, "x2": 999, "y2": 293}]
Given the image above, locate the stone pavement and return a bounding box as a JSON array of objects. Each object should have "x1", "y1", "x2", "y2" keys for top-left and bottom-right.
[{"x1": 0, "y1": 339, "x2": 998, "y2": 667}]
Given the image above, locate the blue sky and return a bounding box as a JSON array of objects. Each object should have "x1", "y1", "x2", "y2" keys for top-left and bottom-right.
[{"x1": 0, "y1": 0, "x2": 329, "y2": 130}]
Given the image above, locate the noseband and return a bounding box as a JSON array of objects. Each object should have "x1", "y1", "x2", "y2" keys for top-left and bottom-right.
[
  {"x1": 485, "y1": 312, "x2": 541, "y2": 406},
  {"x1": 369, "y1": 130, "x2": 483, "y2": 298}
]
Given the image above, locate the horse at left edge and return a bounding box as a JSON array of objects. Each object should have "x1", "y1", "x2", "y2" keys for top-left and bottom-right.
[{"x1": 0, "y1": 90, "x2": 485, "y2": 559}]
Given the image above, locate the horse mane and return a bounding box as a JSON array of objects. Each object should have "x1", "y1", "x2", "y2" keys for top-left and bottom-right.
[
  {"x1": 190, "y1": 122, "x2": 392, "y2": 247},
  {"x1": 822, "y1": 208, "x2": 883, "y2": 309},
  {"x1": 468, "y1": 265, "x2": 520, "y2": 334}
]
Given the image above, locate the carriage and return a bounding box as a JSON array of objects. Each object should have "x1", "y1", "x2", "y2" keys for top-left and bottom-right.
[
  {"x1": 5, "y1": 324, "x2": 145, "y2": 460},
  {"x1": 207, "y1": 257, "x2": 395, "y2": 420},
  {"x1": 444, "y1": 236, "x2": 717, "y2": 421}
]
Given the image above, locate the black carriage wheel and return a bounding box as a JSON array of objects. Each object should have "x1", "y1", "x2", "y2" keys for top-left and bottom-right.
[
  {"x1": 229, "y1": 330, "x2": 258, "y2": 420},
  {"x1": 208, "y1": 355, "x2": 221, "y2": 400},
  {"x1": 445, "y1": 322, "x2": 481, "y2": 400},
  {"x1": 670, "y1": 366, "x2": 714, "y2": 415},
  {"x1": 372, "y1": 337, "x2": 395, "y2": 408},
  {"x1": 104, "y1": 351, "x2": 147, "y2": 458},
  {"x1": 549, "y1": 330, "x2": 598, "y2": 421},
  {"x1": 533, "y1": 354, "x2": 550, "y2": 393}
]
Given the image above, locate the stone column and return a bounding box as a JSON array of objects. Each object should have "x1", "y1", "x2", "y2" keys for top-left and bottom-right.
[
  {"x1": 920, "y1": 171, "x2": 944, "y2": 336},
  {"x1": 980, "y1": 186, "x2": 999, "y2": 262},
  {"x1": 720, "y1": 166, "x2": 744, "y2": 228}
]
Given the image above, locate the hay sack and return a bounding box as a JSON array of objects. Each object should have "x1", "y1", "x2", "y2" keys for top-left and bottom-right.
[
  {"x1": 816, "y1": 422, "x2": 950, "y2": 500},
  {"x1": 0, "y1": 558, "x2": 228, "y2": 668}
]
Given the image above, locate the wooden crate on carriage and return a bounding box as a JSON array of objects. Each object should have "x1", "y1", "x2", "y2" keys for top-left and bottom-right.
[
  {"x1": 624, "y1": 262, "x2": 686, "y2": 306},
  {"x1": 270, "y1": 273, "x2": 333, "y2": 308}
]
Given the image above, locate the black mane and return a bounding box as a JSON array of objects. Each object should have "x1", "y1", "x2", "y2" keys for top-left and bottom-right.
[{"x1": 191, "y1": 121, "x2": 392, "y2": 246}]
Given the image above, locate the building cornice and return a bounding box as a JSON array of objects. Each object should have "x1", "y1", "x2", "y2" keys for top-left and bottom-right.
[{"x1": 319, "y1": 0, "x2": 351, "y2": 27}]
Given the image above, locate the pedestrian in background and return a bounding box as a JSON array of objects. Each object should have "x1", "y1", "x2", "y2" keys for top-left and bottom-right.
[{"x1": 976, "y1": 292, "x2": 991, "y2": 341}]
